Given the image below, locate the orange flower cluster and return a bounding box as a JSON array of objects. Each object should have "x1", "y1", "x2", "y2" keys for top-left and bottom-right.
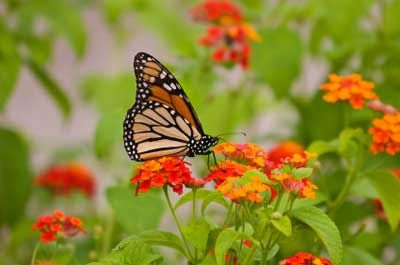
[
  {"x1": 320, "y1": 73, "x2": 378, "y2": 109},
  {"x1": 216, "y1": 175, "x2": 274, "y2": 203},
  {"x1": 32, "y1": 210, "x2": 84, "y2": 243},
  {"x1": 369, "y1": 112, "x2": 400, "y2": 155},
  {"x1": 191, "y1": 0, "x2": 260, "y2": 69},
  {"x1": 267, "y1": 141, "x2": 304, "y2": 166},
  {"x1": 131, "y1": 157, "x2": 205, "y2": 195},
  {"x1": 35, "y1": 163, "x2": 96, "y2": 198},
  {"x1": 214, "y1": 142, "x2": 265, "y2": 167},
  {"x1": 271, "y1": 173, "x2": 317, "y2": 199},
  {"x1": 206, "y1": 160, "x2": 254, "y2": 185},
  {"x1": 280, "y1": 252, "x2": 332, "y2": 265}
]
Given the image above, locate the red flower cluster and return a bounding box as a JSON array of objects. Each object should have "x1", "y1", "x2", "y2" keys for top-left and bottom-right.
[
  {"x1": 369, "y1": 112, "x2": 400, "y2": 155},
  {"x1": 280, "y1": 252, "x2": 332, "y2": 265},
  {"x1": 36, "y1": 163, "x2": 96, "y2": 197},
  {"x1": 32, "y1": 210, "x2": 84, "y2": 243},
  {"x1": 131, "y1": 157, "x2": 205, "y2": 195},
  {"x1": 206, "y1": 160, "x2": 254, "y2": 185},
  {"x1": 191, "y1": 0, "x2": 260, "y2": 69},
  {"x1": 266, "y1": 141, "x2": 305, "y2": 166}
]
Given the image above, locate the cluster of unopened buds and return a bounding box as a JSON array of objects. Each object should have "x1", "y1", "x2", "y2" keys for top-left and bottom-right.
[
  {"x1": 191, "y1": 0, "x2": 260, "y2": 69},
  {"x1": 321, "y1": 73, "x2": 400, "y2": 155},
  {"x1": 32, "y1": 210, "x2": 84, "y2": 243}
]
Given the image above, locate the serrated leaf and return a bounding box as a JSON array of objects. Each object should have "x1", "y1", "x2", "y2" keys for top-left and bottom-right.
[
  {"x1": 106, "y1": 186, "x2": 164, "y2": 234},
  {"x1": 0, "y1": 128, "x2": 32, "y2": 226},
  {"x1": 342, "y1": 246, "x2": 381, "y2": 265},
  {"x1": 26, "y1": 58, "x2": 72, "y2": 118},
  {"x1": 140, "y1": 230, "x2": 186, "y2": 257},
  {"x1": 89, "y1": 236, "x2": 163, "y2": 265},
  {"x1": 292, "y1": 167, "x2": 313, "y2": 179},
  {"x1": 292, "y1": 206, "x2": 343, "y2": 265},
  {"x1": 183, "y1": 218, "x2": 210, "y2": 253},
  {"x1": 271, "y1": 215, "x2": 292, "y2": 237},
  {"x1": 366, "y1": 170, "x2": 400, "y2": 230}
]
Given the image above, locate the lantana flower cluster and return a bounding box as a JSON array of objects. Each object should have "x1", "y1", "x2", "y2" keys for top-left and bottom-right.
[
  {"x1": 321, "y1": 73, "x2": 400, "y2": 155},
  {"x1": 191, "y1": 0, "x2": 260, "y2": 69},
  {"x1": 131, "y1": 157, "x2": 205, "y2": 195},
  {"x1": 35, "y1": 163, "x2": 96, "y2": 197},
  {"x1": 280, "y1": 252, "x2": 332, "y2": 265},
  {"x1": 32, "y1": 210, "x2": 84, "y2": 243}
]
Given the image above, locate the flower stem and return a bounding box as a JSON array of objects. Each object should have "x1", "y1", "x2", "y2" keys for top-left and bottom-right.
[
  {"x1": 222, "y1": 202, "x2": 234, "y2": 227},
  {"x1": 30, "y1": 243, "x2": 40, "y2": 265},
  {"x1": 101, "y1": 211, "x2": 115, "y2": 257},
  {"x1": 163, "y1": 186, "x2": 193, "y2": 260},
  {"x1": 192, "y1": 188, "x2": 197, "y2": 219}
]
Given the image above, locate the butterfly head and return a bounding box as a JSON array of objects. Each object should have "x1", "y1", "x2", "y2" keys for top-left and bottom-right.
[{"x1": 189, "y1": 135, "x2": 219, "y2": 156}]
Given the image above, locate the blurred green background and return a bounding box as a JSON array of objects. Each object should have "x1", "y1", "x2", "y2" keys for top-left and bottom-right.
[{"x1": 1, "y1": 0, "x2": 400, "y2": 264}]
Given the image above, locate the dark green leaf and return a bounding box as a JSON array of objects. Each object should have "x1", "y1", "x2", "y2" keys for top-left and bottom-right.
[
  {"x1": 252, "y1": 27, "x2": 303, "y2": 98},
  {"x1": 342, "y1": 246, "x2": 381, "y2": 265},
  {"x1": 366, "y1": 170, "x2": 400, "y2": 230},
  {"x1": 0, "y1": 128, "x2": 32, "y2": 227},
  {"x1": 26, "y1": 58, "x2": 72, "y2": 118},
  {"x1": 292, "y1": 206, "x2": 343, "y2": 265},
  {"x1": 106, "y1": 186, "x2": 164, "y2": 234}
]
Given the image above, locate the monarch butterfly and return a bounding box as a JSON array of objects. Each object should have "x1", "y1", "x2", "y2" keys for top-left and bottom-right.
[{"x1": 123, "y1": 52, "x2": 219, "y2": 161}]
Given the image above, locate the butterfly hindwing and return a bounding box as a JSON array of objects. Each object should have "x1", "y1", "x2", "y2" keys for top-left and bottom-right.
[{"x1": 133, "y1": 52, "x2": 204, "y2": 134}]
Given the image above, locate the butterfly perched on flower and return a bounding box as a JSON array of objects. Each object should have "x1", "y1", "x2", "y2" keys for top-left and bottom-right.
[{"x1": 123, "y1": 52, "x2": 219, "y2": 161}]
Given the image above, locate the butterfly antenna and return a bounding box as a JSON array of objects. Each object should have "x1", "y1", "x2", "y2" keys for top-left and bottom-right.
[{"x1": 216, "y1": 132, "x2": 247, "y2": 138}]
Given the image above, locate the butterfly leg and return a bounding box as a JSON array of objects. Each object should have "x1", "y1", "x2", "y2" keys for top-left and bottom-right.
[{"x1": 206, "y1": 151, "x2": 218, "y2": 171}]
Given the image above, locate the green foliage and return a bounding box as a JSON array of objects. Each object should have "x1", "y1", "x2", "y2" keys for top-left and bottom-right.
[
  {"x1": 342, "y1": 246, "x2": 381, "y2": 265},
  {"x1": 88, "y1": 236, "x2": 163, "y2": 265},
  {"x1": 292, "y1": 206, "x2": 343, "y2": 265},
  {"x1": 215, "y1": 229, "x2": 251, "y2": 265},
  {"x1": 183, "y1": 218, "x2": 211, "y2": 253},
  {"x1": 140, "y1": 230, "x2": 186, "y2": 256},
  {"x1": 366, "y1": 170, "x2": 400, "y2": 230},
  {"x1": 0, "y1": 128, "x2": 32, "y2": 227},
  {"x1": 106, "y1": 186, "x2": 164, "y2": 234},
  {"x1": 252, "y1": 27, "x2": 303, "y2": 98},
  {"x1": 271, "y1": 215, "x2": 292, "y2": 237}
]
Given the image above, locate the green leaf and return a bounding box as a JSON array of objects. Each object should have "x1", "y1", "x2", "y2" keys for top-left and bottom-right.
[
  {"x1": 292, "y1": 191, "x2": 327, "y2": 209},
  {"x1": 183, "y1": 218, "x2": 211, "y2": 253},
  {"x1": 0, "y1": 128, "x2": 32, "y2": 227},
  {"x1": 342, "y1": 246, "x2": 381, "y2": 265},
  {"x1": 26, "y1": 58, "x2": 72, "y2": 118},
  {"x1": 215, "y1": 230, "x2": 241, "y2": 265},
  {"x1": 350, "y1": 178, "x2": 378, "y2": 199},
  {"x1": 175, "y1": 190, "x2": 216, "y2": 210},
  {"x1": 240, "y1": 169, "x2": 273, "y2": 184},
  {"x1": 252, "y1": 27, "x2": 303, "y2": 98},
  {"x1": 366, "y1": 170, "x2": 400, "y2": 230},
  {"x1": 292, "y1": 167, "x2": 313, "y2": 179},
  {"x1": 292, "y1": 206, "x2": 343, "y2": 265},
  {"x1": 0, "y1": 27, "x2": 20, "y2": 111},
  {"x1": 198, "y1": 254, "x2": 217, "y2": 265},
  {"x1": 271, "y1": 215, "x2": 292, "y2": 237},
  {"x1": 308, "y1": 140, "x2": 339, "y2": 155},
  {"x1": 201, "y1": 192, "x2": 228, "y2": 215},
  {"x1": 106, "y1": 186, "x2": 164, "y2": 234},
  {"x1": 94, "y1": 110, "x2": 125, "y2": 159},
  {"x1": 88, "y1": 236, "x2": 163, "y2": 265},
  {"x1": 140, "y1": 230, "x2": 186, "y2": 256}
]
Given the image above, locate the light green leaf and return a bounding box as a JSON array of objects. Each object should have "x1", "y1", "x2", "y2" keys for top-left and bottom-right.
[
  {"x1": 350, "y1": 178, "x2": 378, "y2": 199},
  {"x1": 0, "y1": 128, "x2": 32, "y2": 227},
  {"x1": 26, "y1": 58, "x2": 72, "y2": 118},
  {"x1": 215, "y1": 230, "x2": 241, "y2": 265},
  {"x1": 307, "y1": 140, "x2": 339, "y2": 155},
  {"x1": 201, "y1": 192, "x2": 228, "y2": 216},
  {"x1": 366, "y1": 170, "x2": 400, "y2": 230},
  {"x1": 292, "y1": 167, "x2": 313, "y2": 179},
  {"x1": 342, "y1": 246, "x2": 381, "y2": 265},
  {"x1": 292, "y1": 206, "x2": 343, "y2": 265},
  {"x1": 241, "y1": 169, "x2": 273, "y2": 184},
  {"x1": 88, "y1": 236, "x2": 163, "y2": 265},
  {"x1": 292, "y1": 191, "x2": 327, "y2": 209},
  {"x1": 252, "y1": 27, "x2": 303, "y2": 98},
  {"x1": 198, "y1": 254, "x2": 217, "y2": 265},
  {"x1": 140, "y1": 230, "x2": 186, "y2": 257},
  {"x1": 106, "y1": 186, "x2": 164, "y2": 234},
  {"x1": 94, "y1": 111, "x2": 125, "y2": 159},
  {"x1": 271, "y1": 215, "x2": 292, "y2": 237},
  {"x1": 183, "y1": 218, "x2": 210, "y2": 253}
]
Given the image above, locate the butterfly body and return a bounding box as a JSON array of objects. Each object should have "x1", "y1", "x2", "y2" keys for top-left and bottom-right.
[{"x1": 123, "y1": 52, "x2": 218, "y2": 161}]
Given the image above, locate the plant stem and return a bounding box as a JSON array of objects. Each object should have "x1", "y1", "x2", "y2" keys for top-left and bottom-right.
[
  {"x1": 222, "y1": 202, "x2": 233, "y2": 227},
  {"x1": 163, "y1": 186, "x2": 193, "y2": 260},
  {"x1": 30, "y1": 243, "x2": 40, "y2": 265},
  {"x1": 101, "y1": 211, "x2": 115, "y2": 257},
  {"x1": 192, "y1": 188, "x2": 198, "y2": 262}
]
